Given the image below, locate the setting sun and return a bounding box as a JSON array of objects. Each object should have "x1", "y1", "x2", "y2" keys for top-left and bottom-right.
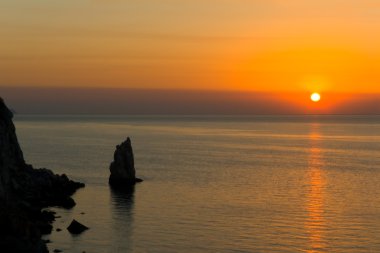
[{"x1": 311, "y1": 93, "x2": 321, "y2": 102}]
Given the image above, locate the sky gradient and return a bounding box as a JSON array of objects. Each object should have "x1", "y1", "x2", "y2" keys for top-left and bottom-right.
[{"x1": 1, "y1": 0, "x2": 379, "y2": 113}]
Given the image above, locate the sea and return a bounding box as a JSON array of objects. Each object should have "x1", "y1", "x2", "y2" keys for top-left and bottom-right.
[{"x1": 14, "y1": 115, "x2": 380, "y2": 253}]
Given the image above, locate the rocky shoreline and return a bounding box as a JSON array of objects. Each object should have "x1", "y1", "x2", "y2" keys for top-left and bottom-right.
[{"x1": 0, "y1": 98, "x2": 84, "y2": 253}]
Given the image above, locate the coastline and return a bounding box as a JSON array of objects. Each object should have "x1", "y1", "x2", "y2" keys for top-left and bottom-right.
[{"x1": 0, "y1": 98, "x2": 84, "y2": 252}]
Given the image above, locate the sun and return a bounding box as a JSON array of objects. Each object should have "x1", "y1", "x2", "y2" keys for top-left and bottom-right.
[{"x1": 310, "y1": 93, "x2": 321, "y2": 102}]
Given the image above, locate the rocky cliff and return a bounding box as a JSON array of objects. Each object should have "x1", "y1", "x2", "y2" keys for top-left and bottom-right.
[
  {"x1": 109, "y1": 137, "x2": 142, "y2": 188},
  {"x1": 0, "y1": 98, "x2": 84, "y2": 252}
]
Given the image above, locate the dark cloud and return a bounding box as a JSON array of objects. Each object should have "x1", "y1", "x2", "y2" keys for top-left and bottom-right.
[{"x1": 0, "y1": 87, "x2": 379, "y2": 115}]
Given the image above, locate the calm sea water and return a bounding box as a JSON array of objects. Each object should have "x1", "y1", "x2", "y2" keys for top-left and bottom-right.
[{"x1": 14, "y1": 115, "x2": 380, "y2": 253}]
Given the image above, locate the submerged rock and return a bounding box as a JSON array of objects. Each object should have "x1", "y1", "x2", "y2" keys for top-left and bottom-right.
[
  {"x1": 67, "y1": 219, "x2": 89, "y2": 234},
  {"x1": 0, "y1": 98, "x2": 85, "y2": 252},
  {"x1": 109, "y1": 137, "x2": 143, "y2": 188}
]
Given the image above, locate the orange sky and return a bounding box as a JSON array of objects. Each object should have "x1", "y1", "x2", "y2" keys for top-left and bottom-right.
[{"x1": 0, "y1": 0, "x2": 379, "y2": 113}]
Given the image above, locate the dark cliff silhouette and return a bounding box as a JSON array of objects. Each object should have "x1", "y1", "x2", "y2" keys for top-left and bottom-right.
[{"x1": 0, "y1": 98, "x2": 84, "y2": 252}]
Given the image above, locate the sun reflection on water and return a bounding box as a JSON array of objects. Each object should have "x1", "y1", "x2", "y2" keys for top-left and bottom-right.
[{"x1": 305, "y1": 124, "x2": 326, "y2": 253}]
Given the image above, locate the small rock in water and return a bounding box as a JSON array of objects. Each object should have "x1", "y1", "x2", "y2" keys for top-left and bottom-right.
[
  {"x1": 67, "y1": 219, "x2": 89, "y2": 234},
  {"x1": 56, "y1": 228, "x2": 62, "y2": 232}
]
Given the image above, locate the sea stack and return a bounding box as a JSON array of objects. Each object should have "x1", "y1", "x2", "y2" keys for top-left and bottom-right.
[
  {"x1": 109, "y1": 137, "x2": 143, "y2": 188},
  {"x1": 0, "y1": 98, "x2": 85, "y2": 252}
]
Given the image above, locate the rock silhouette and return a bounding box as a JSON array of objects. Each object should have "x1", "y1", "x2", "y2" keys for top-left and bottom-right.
[
  {"x1": 0, "y1": 98, "x2": 84, "y2": 253},
  {"x1": 109, "y1": 138, "x2": 143, "y2": 188},
  {"x1": 67, "y1": 219, "x2": 89, "y2": 234}
]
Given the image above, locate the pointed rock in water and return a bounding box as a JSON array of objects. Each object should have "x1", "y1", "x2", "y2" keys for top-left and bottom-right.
[
  {"x1": 67, "y1": 219, "x2": 89, "y2": 234},
  {"x1": 109, "y1": 137, "x2": 143, "y2": 188}
]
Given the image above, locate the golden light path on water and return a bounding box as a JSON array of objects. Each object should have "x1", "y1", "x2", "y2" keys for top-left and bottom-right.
[{"x1": 306, "y1": 123, "x2": 326, "y2": 253}]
